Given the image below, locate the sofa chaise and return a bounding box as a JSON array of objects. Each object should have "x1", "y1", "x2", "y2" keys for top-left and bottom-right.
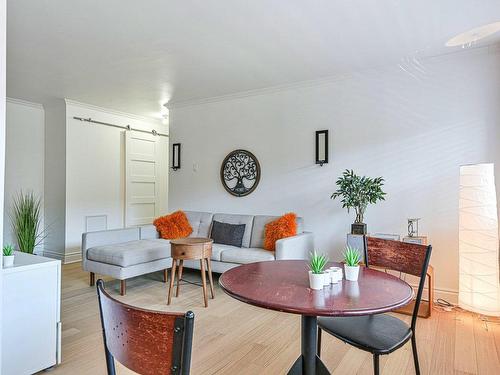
[{"x1": 82, "y1": 211, "x2": 313, "y2": 295}]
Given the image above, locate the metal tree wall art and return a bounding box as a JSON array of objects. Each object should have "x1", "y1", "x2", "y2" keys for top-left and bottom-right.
[{"x1": 220, "y1": 150, "x2": 261, "y2": 197}]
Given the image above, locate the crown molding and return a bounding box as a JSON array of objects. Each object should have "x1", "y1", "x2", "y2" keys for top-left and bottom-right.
[
  {"x1": 6, "y1": 97, "x2": 44, "y2": 110},
  {"x1": 167, "y1": 44, "x2": 499, "y2": 110},
  {"x1": 65, "y1": 99, "x2": 161, "y2": 124},
  {"x1": 166, "y1": 73, "x2": 353, "y2": 110}
]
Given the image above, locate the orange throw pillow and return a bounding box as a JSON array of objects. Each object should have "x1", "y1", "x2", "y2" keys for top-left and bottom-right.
[
  {"x1": 153, "y1": 210, "x2": 193, "y2": 239},
  {"x1": 263, "y1": 213, "x2": 297, "y2": 251}
]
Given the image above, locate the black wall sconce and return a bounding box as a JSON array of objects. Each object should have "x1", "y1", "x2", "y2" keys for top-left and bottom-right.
[
  {"x1": 315, "y1": 130, "x2": 328, "y2": 166},
  {"x1": 172, "y1": 143, "x2": 181, "y2": 170}
]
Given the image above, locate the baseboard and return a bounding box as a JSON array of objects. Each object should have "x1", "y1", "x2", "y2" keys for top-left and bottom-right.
[
  {"x1": 410, "y1": 283, "x2": 458, "y2": 305},
  {"x1": 42, "y1": 249, "x2": 82, "y2": 264},
  {"x1": 42, "y1": 250, "x2": 65, "y2": 261},
  {"x1": 64, "y1": 250, "x2": 82, "y2": 264},
  {"x1": 431, "y1": 287, "x2": 458, "y2": 305}
]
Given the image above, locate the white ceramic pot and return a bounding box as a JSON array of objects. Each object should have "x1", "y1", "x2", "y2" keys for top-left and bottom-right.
[
  {"x1": 309, "y1": 271, "x2": 324, "y2": 290},
  {"x1": 344, "y1": 264, "x2": 360, "y2": 281},
  {"x1": 329, "y1": 267, "x2": 341, "y2": 283},
  {"x1": 3, "y1": 255, "x2": 15, "y2": 268}
]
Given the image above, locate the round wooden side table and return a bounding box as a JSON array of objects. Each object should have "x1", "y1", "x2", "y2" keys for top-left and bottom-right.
[{"x1": 168, "y1": 237, "x2": 215, "y2": 307}]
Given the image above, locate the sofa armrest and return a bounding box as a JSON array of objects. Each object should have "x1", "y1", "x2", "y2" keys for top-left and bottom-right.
[
  {"x1": 275, "y1": 232, "x2": 314, "y2": 260},
  {"x1": 81, "y1": 227, "x2": 140, "y2": 268}
]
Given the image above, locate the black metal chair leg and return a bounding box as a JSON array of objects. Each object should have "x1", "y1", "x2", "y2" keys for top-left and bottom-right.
[
  {"x1": 104, "y1": 347, "x2": 116, "y2": 375},
  {"x1": 411, "y1": 335, "x2": 420, "y2": 375},
  {"x1": 373, "y1": 354, "x2": 380, "y2": 375},
  {"x1": 317, "y1": 327, "x2": 322, "y2": 357}
]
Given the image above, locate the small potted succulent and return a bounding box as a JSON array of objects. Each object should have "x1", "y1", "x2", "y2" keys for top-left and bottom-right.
[
  {"x1": 3, "y1": 244, "x2": 15, "y2": 268},
  {"x1": 309, "y1": 251, "x2": 328, "y2": 290},
  {"x1": 343, "y1": 246, "x2": 361, "y2": 281}
]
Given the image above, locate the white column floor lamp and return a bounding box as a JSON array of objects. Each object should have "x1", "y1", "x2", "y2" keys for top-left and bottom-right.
[{"x1": 459, "y1": 163, "x2": 500, "y2": 316}]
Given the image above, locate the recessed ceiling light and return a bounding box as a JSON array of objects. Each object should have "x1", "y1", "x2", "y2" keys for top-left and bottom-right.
[{"x1": 446, "y1": 21, "x2": 500, "y2": 47}]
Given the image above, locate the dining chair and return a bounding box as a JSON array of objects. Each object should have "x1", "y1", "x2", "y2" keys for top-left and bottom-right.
[
  {"x1": 96, "y1": 279, "x2": 195, "y2": 375},
  {"x1": 317, "y1": 237, "x2": 432, "y2": 375}
]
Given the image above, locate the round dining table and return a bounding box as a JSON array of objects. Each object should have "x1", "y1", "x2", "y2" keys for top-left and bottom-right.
[{"x1": 219, "y1": 260, "x2": 413, "y2": 375}]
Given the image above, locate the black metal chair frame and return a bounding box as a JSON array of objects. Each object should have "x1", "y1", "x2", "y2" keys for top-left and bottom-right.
[
  {"x1": 96, "y1": 279, "x2": 195, "y2": 375},
  {"x1": 317, "y1": 237, "x2": 432, "y2": 375}
]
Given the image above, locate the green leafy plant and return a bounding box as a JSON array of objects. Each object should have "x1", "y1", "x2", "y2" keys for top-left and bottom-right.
[
  {"x1": 10, "y1": 191, "x2": 46, "y2": 254},
  {"x1": 343, "y1": 246, "x2": 361, "y2": 267},
  {"x1": 309, "y1": 251, "x2": 328, "y2": 274},
  {"x1": 331, "y1": 169, "x2": 386, "y2": 223},
  {"x1": 3, "y1": 244, "x2": 14, "y2": 256}
]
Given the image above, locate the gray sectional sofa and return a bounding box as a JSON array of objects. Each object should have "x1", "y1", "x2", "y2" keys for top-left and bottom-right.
[{"x1": 82, "y1": 211, "x2": 313, "y2": 295}]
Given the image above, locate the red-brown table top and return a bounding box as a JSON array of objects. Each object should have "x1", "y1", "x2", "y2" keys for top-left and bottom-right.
[{"x1": 219, "y1": 260, "x2": 413, "y2": 317}]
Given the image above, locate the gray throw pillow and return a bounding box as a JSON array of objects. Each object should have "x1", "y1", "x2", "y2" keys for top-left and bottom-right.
[{"x1": 210, "y1": 221, "x2": 246, "y2": 247}]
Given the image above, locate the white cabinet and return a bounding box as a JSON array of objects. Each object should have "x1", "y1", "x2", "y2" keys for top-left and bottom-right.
[{"x1": 1, "y1": 252, "x2": 61, "y2": 375}]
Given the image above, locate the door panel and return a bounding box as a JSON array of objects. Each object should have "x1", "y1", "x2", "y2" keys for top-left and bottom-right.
[{"x1": 125, "y1": 131, "x2": 167, "y2": 226}]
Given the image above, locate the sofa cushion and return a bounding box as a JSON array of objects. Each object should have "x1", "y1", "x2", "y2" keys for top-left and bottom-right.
[
  {"x1": 213, "y1": 213, "x2": 254, "y2": 248},
  {"x1": 211, "y1": 243, "x2": 237, "y2": 261},
  {"x1": 139, "y1": 224, "x2": 160, "y2": 240},
  {"x1": 87, "y1": 239, "x2": 171, "y2": 267},
  {"x1": 220, "y1": 247, "x2": 275, "y2": 264},
  {"x1": 210, "y1": 220, "x2": 246, "y2": 247},
  {"x1": 185, "y1": 211, "x2": 214, "y2": 237},
  {"x1": 250, "y1": 215, "x2": 304, "y2": 248}
]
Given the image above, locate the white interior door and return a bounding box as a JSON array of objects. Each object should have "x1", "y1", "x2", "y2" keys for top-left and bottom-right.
[{"x1": 125, "y1": 131, "x2": 168, "y2": 226}]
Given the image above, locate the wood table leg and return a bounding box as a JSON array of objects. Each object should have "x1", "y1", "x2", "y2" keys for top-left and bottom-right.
[
  {"x1": 163, "y1": 269, "x2": 167, "y2": 283},
  {"x1": 120, "y1": 280, "x2": 126, "y2": 296},
  {"x1": 167, "y1": 260, "x2": 177, "y2": 305},
  {"x1": 89, "y1": 272, "x2": 95, "y2": 286},
  {"x1": 200, "y1": 259, "x2": 208, "y2": 307},
  {"x1": 206, "y1": 258, "x2": 215, "y2": 299},
  {"x1": 176, "y1": 260, "x2": 184, "y2": 297},
  {"x1": 428, "y1": 265, "x2": 434, "y2": 317}
]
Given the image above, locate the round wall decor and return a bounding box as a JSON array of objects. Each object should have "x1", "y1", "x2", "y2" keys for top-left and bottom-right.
[{"x1": 220, "y1": 149, "x2": 261, "y2": 197}]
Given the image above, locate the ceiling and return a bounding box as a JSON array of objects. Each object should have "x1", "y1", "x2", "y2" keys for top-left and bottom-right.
[{"x1": 7, "y1": 0, "x2": 500, "y2": 118}]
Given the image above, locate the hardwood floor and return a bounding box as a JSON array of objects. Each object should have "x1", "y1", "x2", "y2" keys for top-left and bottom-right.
[{"x1": 50, "y1": 262, "x2": 500, "y2": 374}]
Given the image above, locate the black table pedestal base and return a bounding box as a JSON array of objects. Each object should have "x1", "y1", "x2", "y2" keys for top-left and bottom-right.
[
  {"x1": 287, "y1": 356, "x2": 330, "y2": 375},
  {"x1": 287, "y1": 316, "x2": 331, "y2": 375}
]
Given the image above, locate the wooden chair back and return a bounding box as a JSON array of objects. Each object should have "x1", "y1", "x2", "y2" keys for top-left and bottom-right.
[
  {"x1": 363, "y1": 236, "x2": 432, "y2": 330},
  {"x1": 96, "y1": 280, "x2": 194, "y2": 375}
]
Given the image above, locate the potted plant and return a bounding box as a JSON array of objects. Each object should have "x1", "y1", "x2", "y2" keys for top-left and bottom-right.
[
  {"x1": 343, "y1": 246, "x2": 361, "y2": 281},
  {"x1": 331, "y1": 169, "x2": 386, "y2": 234},
  {"x1": 308, "y1": 251, "x2": 328, "y2": 290},
  {"x1": 3, "y1": 244, "x2": 15, "y2": 267},
  {"x1": 11, "y1": 191, "x2": 46, "y2": 254}
]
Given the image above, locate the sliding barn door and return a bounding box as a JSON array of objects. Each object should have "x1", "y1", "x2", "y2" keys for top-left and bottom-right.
[{"x1": 125, "y1": 131, "x2": 168, "y2": 226}]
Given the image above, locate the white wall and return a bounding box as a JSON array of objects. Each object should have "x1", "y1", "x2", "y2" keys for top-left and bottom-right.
[
  {"x1": 4, "y1": 99, "x2": 44, "y2": 253},
  {"x1": 0, "y1": 0, "x2": 6, "y2": 364},
  {"x1": 65, "y1": 101, "x2": 168, "y2": 262},
  {"x1": 43, "y1": 98, "x2": 67, "y2": 260},
  {"x1": 169, "y1": 47, "x2": 500, "y2": 301}
]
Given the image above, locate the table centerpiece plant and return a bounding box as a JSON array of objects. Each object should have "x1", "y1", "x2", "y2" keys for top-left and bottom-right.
[
  {"x1": 343, "y1": 246, "x2": 361, "y2": 281},
  {"x1": 3, "y1": 244, "x2": 15, "y2": 267},
  {"x1": 331, "y1": 169, "x2": 386, "y2": 235},
  {"x1": 308, "y1": 251, "x2": 328, "y2": 290}
]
